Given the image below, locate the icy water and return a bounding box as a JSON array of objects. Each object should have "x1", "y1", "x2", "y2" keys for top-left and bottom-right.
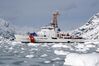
[{"x1": 0, "y1": 41, "x2": 99, "y2": 66}]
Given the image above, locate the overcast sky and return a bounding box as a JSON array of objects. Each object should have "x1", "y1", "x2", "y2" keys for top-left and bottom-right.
[{"x1": 0, "y1": 0, "x2": 99, "y2": 31}]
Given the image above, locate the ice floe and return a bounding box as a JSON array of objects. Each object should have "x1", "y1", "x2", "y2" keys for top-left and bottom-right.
[
  {"x1": 25, "y1": 55, "x2": 34, "y2": 58},
  {"x1": 64, "y1": 53, "x2": 99, "y2": 66},
  {"x1": 54, "y1": 50, "x2": 69, "y2": 55}
]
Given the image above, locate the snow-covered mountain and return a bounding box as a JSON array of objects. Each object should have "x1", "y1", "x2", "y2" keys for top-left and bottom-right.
[
  {"x1": 73, "y1": 13, "x2": 99, "y2": 39},
  {"x1": 0, "y1": 18, "x2": 15, "y2": 40}
]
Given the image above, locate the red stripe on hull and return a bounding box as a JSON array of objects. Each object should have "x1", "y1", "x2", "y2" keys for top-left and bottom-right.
[{"x1": 29, "y1": 35, "x2": 35, "y2": 43}]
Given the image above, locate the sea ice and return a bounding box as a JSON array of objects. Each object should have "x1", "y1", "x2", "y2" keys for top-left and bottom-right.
[
  {"x1": 85, "y1": 44, "x2": 96, "y2": 48},
  {"x1": 52, "y1": 44, "x2": 69, "y2": 48},
  {"x1": 44, "y1": 60, "x2": 51, "y2": 64},
  {"x1": 96, "y1": 48, "x2": 99, "y2": 52},
  {"x1": 54, "y1": 50, "x2": 69, "y2": 55},
  {"x1": 40, "y1": 54, "x2": 48, "y2": 57},
  {"x1": 25, "y1": 55, "x2": 34, "y2": 58},
  {"x1": 52, "y1": 57, "x2": 61, "y2": 61},
  {"x1": 64, "y1": 53, "x2": 99, "y2": 66}
]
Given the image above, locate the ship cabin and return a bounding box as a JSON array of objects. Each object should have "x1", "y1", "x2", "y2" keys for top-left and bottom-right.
[{"x1": 37, "y1": 26, "x2": 56, "y2": 38}]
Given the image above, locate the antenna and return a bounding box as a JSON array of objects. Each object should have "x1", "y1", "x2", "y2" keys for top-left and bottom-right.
[{"x1": 51, "y1": 11, "x2": 59, "y2": 29}]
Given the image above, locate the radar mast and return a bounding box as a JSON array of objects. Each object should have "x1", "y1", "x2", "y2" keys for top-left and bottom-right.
[{"x1": 51, "y1": 11, "x2": 59, "y2": 30}]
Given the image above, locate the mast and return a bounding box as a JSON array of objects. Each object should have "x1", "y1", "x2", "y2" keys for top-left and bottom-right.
[{"x1": 51, "y1": 11, "x2": 59, "y2": 30}]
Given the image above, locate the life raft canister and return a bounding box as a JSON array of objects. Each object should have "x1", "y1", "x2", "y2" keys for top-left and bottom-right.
[{"x1": 29, "y1": 34, "x2": 35, "y2": 43}]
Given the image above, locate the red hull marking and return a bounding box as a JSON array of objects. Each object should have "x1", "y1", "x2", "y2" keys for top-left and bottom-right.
[{"x1": 29, "y1": 35, "x2": 35, "y2": 43}]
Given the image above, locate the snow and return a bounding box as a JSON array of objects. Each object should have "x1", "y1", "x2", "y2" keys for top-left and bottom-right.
[
  {"x1": 0, "y1": 18, "x2": 15, "y2": 40},
  {"x1": 52, "y1": 43, "x2": 69, "y2": 48},
  {"x1": 11, "y1": 41, "x2": 22, "y2": 45},
  {"x1": 64, "y1": 53, "x2": 99, "y2": 66},
  {"x1": 25, "y1": 55, "x2": 34, "y2": 58},
  {"x1": 0, "y1": 40, "x2": 99, "y2": 66},
  {"x1": 40, "y1": 54, "x2": 48, "y2": 57},
  {"x1": 54, "y1": 50, "x2": 69, "y2": 55},
  {"x1": 0, "y1": 12, "x2": 99, "y2": 66},
  {"x1": 72, "y1": 13, "x2": 99, "y2": 40},
  {"x1": 51, "y1": 42, "x2": 99, "y2": 66},
  {"x1": 52, "y1": 57, "x2": 61, "y2": 61},
  {"x1": 44, "y1": 60, "x2": 51, "y2": 64},
  {"x1": 86, "y1": 44, "x2": 96, "y2": 48},
  {"x1": 84, "y1": 40, "x2": 99, "y2": 45},
  {"x1": 96, "y1": 48, "x2": 99, "y2": 52}
]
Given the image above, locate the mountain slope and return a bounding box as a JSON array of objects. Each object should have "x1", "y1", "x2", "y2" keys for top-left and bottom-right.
[
  {"x1": 0, "y1": 18, "x2": 15, "y2": 40},
  {"x1": 73, "y1": 13, "x2": 99, "y2": 39}
]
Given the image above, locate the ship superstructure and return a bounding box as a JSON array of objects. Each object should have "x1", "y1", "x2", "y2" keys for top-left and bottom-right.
[{"x1": 15, "y1": 11, "x2": 84, "y2": 43}]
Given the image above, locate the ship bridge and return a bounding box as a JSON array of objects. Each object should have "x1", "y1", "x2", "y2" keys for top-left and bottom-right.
[{"x1": 37, "y1": 26, "x2": 56, "y2": 38}]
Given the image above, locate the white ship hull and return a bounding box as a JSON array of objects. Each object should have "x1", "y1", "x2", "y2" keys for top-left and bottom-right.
[
  {"x1": 15, "y1": 35, "x2": 85, "y2": 43},
  {"x1": 32, "y1": 37, "x2": 85, "y2": 43}
]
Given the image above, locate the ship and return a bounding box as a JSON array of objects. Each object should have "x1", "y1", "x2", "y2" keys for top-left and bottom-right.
[{"x1": 15, "y1": 11, "x2": 85, "y2": 43}]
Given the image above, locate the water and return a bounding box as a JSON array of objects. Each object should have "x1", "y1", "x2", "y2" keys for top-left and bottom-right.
[{"x1": 0, "y1": 42, "x2": 99, "y2": 66}]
